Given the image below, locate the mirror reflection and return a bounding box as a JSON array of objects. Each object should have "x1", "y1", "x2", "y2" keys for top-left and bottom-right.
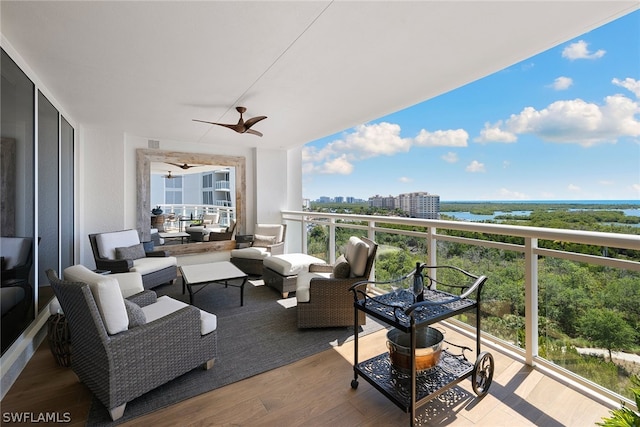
[
  {"x1": 136, "y1": 149, "x2": 246, "y2": 251},
  {"x1": 150, "y1": 162, "x2": 236, "y2": 240}
]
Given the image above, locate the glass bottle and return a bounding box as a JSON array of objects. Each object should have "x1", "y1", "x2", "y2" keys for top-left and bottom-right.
[{"x1": 412, "y1": 262, "x2": 424, "y2": 302}]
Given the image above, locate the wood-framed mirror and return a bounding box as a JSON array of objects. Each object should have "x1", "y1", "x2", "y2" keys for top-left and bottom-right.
[{"x1": 136, "y1": 148, "x2": 246, "y2": 254}]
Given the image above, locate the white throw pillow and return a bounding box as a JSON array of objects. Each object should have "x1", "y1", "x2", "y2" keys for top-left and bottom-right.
[
  {"x1": 64, "y1": 265, "x2": 128, "y2": 334},
  {"x1": 345, "y1": 236, "x2": 370, "y2": 277},
  {"x1": 95, "y1": 229, "x2": 140, "y2": 260},
  {"x1": 87, "y1": 276, "x2": 129, "y2": 335}
]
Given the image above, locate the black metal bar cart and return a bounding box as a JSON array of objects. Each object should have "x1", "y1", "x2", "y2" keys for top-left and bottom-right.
[{"x1": 349, "y1": 264, "x2": 494, "y2": 426}]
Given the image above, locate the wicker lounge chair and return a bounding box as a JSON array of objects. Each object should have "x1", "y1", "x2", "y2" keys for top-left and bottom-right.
[
  {"x1": 230, "y1": 224, "x2": 286, "y2": 275},
  {"x1": 46, "y1": 268, "x2": 217, "y2": 421},
  {"x1": 89, "y1": 229, "x2": 177, "y2": 289},
  {"x1": 296, "y1": 236, "x2": 377, "y2": 328}
]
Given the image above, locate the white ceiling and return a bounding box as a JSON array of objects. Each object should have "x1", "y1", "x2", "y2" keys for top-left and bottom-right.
[{"x1": 1, "y1": 1, "x2": 638, "y2": 151}]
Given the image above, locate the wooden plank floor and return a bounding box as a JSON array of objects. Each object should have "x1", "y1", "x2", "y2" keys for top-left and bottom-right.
[{"x1": 2, "y1": 325, "x2": 612, "y2": 426}]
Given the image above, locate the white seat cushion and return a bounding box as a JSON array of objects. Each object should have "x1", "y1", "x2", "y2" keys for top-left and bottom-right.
[
  {"x1": 230, "y1": 247, "x2": 271, "y2": 260},
  {"x1": 295, "y1": 271, "x2": 332, "y2": 303},
  {"x1": 141, "y1": 295, "x2": 217, "y2": 335},
  {"x1": 110, "y1": 272, "x2": 145, "y2": 298},
  {"x1": 345, "y1": 236, "x2": 370, "y2": 277},
  {"x1": 263, "y1": 253, "x2": 326, "y2": 276},
  {"x1": 131, "y1": 256, "x2": 177, "y2": 275},
  {"x1": 64, "y1": 265, "x2": 145, "y2": 298},
  {"x1": 64, "y1": 265, "x2": 128, "y2": 334},
  {"x1": 95, "y1": 230, "x2": 140, "y2": 260}
]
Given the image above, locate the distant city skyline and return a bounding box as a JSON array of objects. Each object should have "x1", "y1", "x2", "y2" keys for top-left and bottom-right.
[{"x1": 302, "y1": 11, "x2": 640, "y2": 202}]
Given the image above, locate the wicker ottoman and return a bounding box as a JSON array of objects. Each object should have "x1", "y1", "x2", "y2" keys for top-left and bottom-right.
[{"x1": 263, "y1": 253, "x2": 325, "y2": 298}]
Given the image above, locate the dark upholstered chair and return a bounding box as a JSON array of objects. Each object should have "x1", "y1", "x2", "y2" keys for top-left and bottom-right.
[
  {"x1": 296, "y1": 236, "x2": 377, "y2": 328},
  {"x1": 46, "y1": 267, "x2": 217, "y2": 421},
  {"x1": 89, "y1": 229, "x2": 177, "y2": 289}
]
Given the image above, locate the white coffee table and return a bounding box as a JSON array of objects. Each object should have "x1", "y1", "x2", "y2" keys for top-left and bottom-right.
[{"x1": 179, "y1": 261, "x2": 248, "y2": 306}]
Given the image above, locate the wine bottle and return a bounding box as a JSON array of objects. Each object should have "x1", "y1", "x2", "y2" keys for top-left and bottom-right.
[{"x1": 413, "y1": 262, "x2": 424, "y2": 302}]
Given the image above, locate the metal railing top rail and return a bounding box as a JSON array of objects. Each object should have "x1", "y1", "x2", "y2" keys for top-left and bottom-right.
[{"x1": 282, "y1": 210, "x2": 640, "y2": 251}]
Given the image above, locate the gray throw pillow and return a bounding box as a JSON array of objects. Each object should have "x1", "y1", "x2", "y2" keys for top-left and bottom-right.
[
  {"x1": 333, "y1": 255, "x2": 351, "y2": 279},
  {"x1": 252, "y1": 234, "x2": 277, "y2": 247},
  {"x1": 115, "y1": 243, "x2": 146, "y2": 260},
  {"x1": 124, "y1": 299, "x2": 146, "y2": 328}
]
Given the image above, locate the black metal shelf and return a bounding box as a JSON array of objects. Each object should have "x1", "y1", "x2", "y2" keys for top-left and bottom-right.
[
  {"x1": 355, "y1": 351, "x2": 474, "y2": 412},
  {"x1": 355, "y1": 288, "x2": 478, "y2": 332}
]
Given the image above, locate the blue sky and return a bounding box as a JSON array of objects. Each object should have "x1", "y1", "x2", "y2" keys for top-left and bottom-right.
[{"x1": 302, "y1": 11, "x2": 640, "y2": 202}]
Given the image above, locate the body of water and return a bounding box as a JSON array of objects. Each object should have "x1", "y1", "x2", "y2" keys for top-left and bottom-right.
[{"x1": 440, "y1": 201, "x2": 640, "y2": 225}]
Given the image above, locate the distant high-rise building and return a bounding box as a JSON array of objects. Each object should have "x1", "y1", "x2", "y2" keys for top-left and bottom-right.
[
  {"x1": 398, "y1": 191, "x2": 439, "y2": 219},
  {"x1": 318, "y1": 196, "x2": 332, "y2": 203},
  {"x1": 346, "y1": 196, "x2": 355, "y2": 203},
  {"x1": 334, "y1": 196, "x2": 344, "y2": 203},
  {"x1": 368, "y1": 194, "x2": 396, "y2": 209}
]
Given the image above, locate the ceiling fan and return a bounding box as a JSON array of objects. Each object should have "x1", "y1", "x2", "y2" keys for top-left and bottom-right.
[
  {"x1": 166, "y1": 162, "x2": 199, "y2": 170},
  {"x1": 163, "y1": 171, "x2": 176, "y2": 179},
  {"x1": 193, "y1": 106, "x2": 267, "y2": 137}
]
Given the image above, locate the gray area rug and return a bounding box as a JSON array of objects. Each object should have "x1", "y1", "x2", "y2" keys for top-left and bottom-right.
[{"x1": 87, "y1": 278, "x2": 385, "y2": 425}]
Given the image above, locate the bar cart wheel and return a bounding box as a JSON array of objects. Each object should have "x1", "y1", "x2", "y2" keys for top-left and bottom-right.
[
  {"x1": 472, "y1": 351, "x2": 494, "y2": 396},
  {"x1": 351, "y1": 379, "x2": 359, "y2": 389}
]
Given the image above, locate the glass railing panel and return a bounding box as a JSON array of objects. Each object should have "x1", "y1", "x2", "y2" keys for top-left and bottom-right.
[
  {"x1": 431, "y1": 240, "x2": 525, "y2": 347},
  {"x1": 370, "y1": 230, "x2": 427, "y2": 292},
  {"x1": 539, "y1": 258, "x2": 640, "y2": 400},
  {"x1": 306, "y1": 223, "x2": 330, "y2": 262}
]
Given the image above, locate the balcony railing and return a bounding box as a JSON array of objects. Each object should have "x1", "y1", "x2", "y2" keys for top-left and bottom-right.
[
  {"x1": 282, "y1": 209, "x2": 640, "y2": 409},
  {"x1": 155, "y1": 204, "x2": 235, "y2": 228}
]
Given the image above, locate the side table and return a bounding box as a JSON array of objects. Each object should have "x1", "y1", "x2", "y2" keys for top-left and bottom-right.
[{"x1": 47, "y1": 313, "x2": 71, "y2": 367}]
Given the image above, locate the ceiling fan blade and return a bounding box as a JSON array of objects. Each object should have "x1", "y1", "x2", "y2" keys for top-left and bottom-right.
[
  {"x1": 192, "y1": 119, "x2": 218, "y2": 125},
  {"x1": 166, "y1": 162, "x2": 195, "y2": 170},
  {"x1": 244, "y1": 115, "x2": 267, "y2": 129},
  {"x1": 193, "y1": 107, "x2": 266, "y2": 136},
  {"x1": 245, "y1": 128, "x2": 263, "y2": 137}
]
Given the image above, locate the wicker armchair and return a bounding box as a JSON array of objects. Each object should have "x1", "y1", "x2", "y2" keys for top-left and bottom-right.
[
  {"x1": 296, "y1": 237, "x2": 377, "y2": 328},
  {"x1": 230, "y1": 224, "x2": 286, "y2": 275},
  {"x1": 89, "y1": 229, "x2": 177, "y2": 289},
  {"x1": 46, "y1": 269, "x2": 217, "y2": 421}
]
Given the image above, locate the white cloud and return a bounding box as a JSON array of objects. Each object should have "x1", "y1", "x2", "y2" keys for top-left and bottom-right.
[
  {"x1": 475, "y1": 122, "x2": 517, "y2": 143},
  {"x1": 328, "y1": 122, "x2": 412, "y2": 158},
  {"x1": 478, "y1": 95, "x2": 640, "y2": 146},
  {"x1": 612, "y1": 77, "x2": 640, "y2": 98},
  {"x1": 497, "y1": 188, "x2": 529, "y2": 200},
  {"x1": 562, "y1": 40, "x2": 605, "y2": 60},
  {"x1": 303, "y1": 122, "x2": 471, "y2": 175},
  {"x1": 568, "y1": 184, "x2": 581, "y2": 192},
  {"x1": 631, "y1": 183, "x2": 640, "y2": 194},
  {"x1": 551, "y1": 76, "x2": 573, "y2": 90},
  {"x1": 318, "y1": 155, "x2": 353, "y2": 175},
  {"x1": 466, "y1": 160, "x2": 485, "y2": 173},
  {"x1": 398, "y1": 176, "x2": 413, "y2": 183},
  {"x1": 502, "y1": 160, "x2": 510, "y2": 169},
  {"x1": 414, "y1": 129, "x2": 468, "y2": 147},
  {"x1": 441, "y1": 152, "x2": 459, "y2": 163}
]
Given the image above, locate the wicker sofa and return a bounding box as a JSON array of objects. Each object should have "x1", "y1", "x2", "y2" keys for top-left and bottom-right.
[
  {"x1": 89, "y1": 229, "x2": 177, "y2": 289},
  {"x1": 47, "y1": 266, "x2": 217, "y2": 421},
  {"x1": 296, "y1": 236, "x2": 377, "y2": 328}
]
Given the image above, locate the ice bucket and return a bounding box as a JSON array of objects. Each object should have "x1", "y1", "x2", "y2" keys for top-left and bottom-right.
[{"x1": 386, "y1": 327, "x2": 444, "y2": 373}]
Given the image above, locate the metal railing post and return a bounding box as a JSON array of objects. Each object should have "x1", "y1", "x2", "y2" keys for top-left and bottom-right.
[
  {"x1": 329, "y1": 217, "x2": 336, "y2": 263},
  {"x1": 525, "y1": 237, "x2": 539, "y2": 366}
]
